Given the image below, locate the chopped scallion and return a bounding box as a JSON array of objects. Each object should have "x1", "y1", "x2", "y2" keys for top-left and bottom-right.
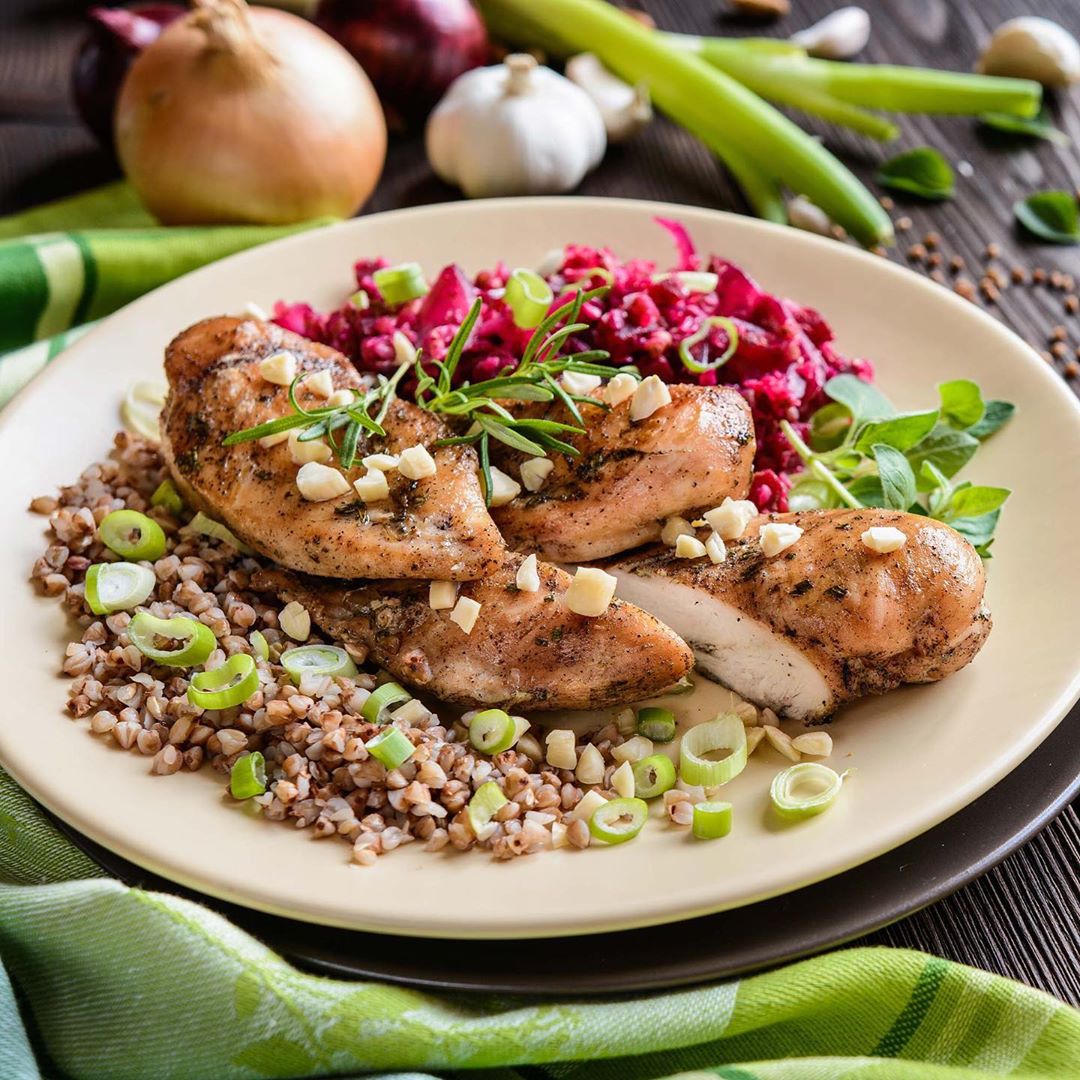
[
  {"x1": 468, "y1": 708, "x2": 517, "y2": 755},
  {"x1": 589, "y1": 796, "x2": 649, "y2": 844},
  {"x1": 678, "y1": 316, "x2": 739, "y2": 375},
  {"x1": 692, "y1": 800, "x2": 733, "y2": 840},
  {"x1": 651, "y1": 270, "x2": 719, "y2": 293},
  {"x1": 505, "y1": 268, "x2": 554, "y2": 329},
  {"x1": 636, "y1": 706, "x2": 677, "y2": 743},
  {"x1": 129, "y1": 612, "x2": 216, "y2": 668},
  {"x1": 84, "y1": 561, "x2": 156, "y2": 615},
  {"x1": 280, "y1": 645, "x2": 358, "y2": 685},
  {"x1": 631, "y1": 754, "x2": 677, "y2": 799},
  {"x1": 467, "y1": 780, "x2": 508, "y2": 836},
  {"x1": 187, "y1": 653, "x2": 258, "y2": 711},
  {"x1": 150, "y1": 478, "x2": 184, "y2": 517},
  {"x1": 679, "y1": 714, "x2": 747, "y2": 787},
  {"x1": 365, "y1": 726, "x2": 416, "y2": 771},
  {"x1": 98, "y1": 509, "x2": 167, "y2": 562},
  {"x1": 187, "y1": 511, "x2": 253, "y2": 554},
  {"x1": 360, "y1": 681, "x2": 411, "y2": 724},
  {"x1": 373, "y1": 262, "x2": 429, "y2": 306},
  {"x1": 770, "y1": 762, "x2": 848, "y2": 821},
  {"x1": 230, "y1": 751, "x2": 266, "y2": 799},
  {"x1": 250, "y1": 630, "x2": 270, "y2": 661}
]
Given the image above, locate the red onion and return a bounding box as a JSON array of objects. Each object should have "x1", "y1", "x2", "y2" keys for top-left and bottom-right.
[
  {"x1": 72, "y1": 4, "x2": 185, "y2": 150},
  {"x1": 315, "y1": 0, "x2": 489, "y2": 128}
]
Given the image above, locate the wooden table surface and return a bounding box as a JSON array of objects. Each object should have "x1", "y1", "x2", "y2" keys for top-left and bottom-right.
[{"x1": 2, "y1": 0, "x2": 1079, "y2": 1004}]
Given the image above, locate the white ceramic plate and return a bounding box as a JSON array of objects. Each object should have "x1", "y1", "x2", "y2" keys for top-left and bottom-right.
[{"x1": 4, "y1": 198, "x2": 1080, "y2": 940}]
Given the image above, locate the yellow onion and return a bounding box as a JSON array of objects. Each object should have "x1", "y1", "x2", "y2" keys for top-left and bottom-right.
[{"x1": 116, "y1": 0, "x2": 386, "y2": 224}]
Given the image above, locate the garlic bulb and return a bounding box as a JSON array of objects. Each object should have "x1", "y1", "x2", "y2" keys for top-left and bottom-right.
[
  {"x1": 790, "y1": 7, "x2": 871, "y2": 60},
  {"x1": 977, "y1": 17, "x2": 1080, "y2": 88},
  {"x1": 426, "y1": 53, "x2": 606, "y2": 198},
  {"x1": 565, "y1": 53, "x2": 652, "y2": 143}
]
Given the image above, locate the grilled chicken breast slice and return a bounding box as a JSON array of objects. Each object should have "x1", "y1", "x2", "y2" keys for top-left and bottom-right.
[
  {"x1": 161, "y1": 316, "x2": 506, "y2": 581},
  {"x1": 490, "y1": 384, "x2": 755, "y2": 562},
  {"x1": 607, "y1": 509, "x2": 990, "y2": 721},
  {"x1": 253, "y1": 557, "x2": 693, "y2": 711}
]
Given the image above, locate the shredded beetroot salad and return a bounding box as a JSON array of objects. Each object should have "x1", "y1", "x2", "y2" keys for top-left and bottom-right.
[{"x1": 272, "y1": 219, "x2": 873, "y2": 512}]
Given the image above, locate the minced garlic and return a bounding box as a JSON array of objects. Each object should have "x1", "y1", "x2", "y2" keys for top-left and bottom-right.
[
  {"x1": 759, "y1": 522, "x2": 803, "y2": 557},
  {"x1": 398, "y1": 445, "x2": 438, "y2": 480},
  {"x1": 296, "y1": 461, "x2": 350, "y2": 501},
  {"x1": 520, "y1": 456, "x2": 554, "y2": 492},
  {"x1": 353, "y1": 470, "x2": 390, "y2": 503},
  {"x1": 861, "y1": 526, "x2": 907, "y2": 553},
  {"x1": 428, "y1": 581, "x2": 458, "y2": 610},
  {"x1": 258, "y1": 350, "x2": 296, "y2": 386},
  {"x1": 516, "y1": 553, "x2": 541, "y2": 593},
  {"x1": 449, "y1": 595, "x2": 481, "y2": 634},
  {"x1": 704, "y1": 497, "x2": 759, "y2": 540},
  {"x1": 629, "y1": 374, "x2": 672, "y2": 421},
  {"x1": 566, "y1": 566, "x2": 617, "y2": 617}
]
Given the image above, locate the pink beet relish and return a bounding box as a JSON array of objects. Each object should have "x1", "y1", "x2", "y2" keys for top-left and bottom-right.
[{"x1": 271, "y1": 219, "x2": 873, "y2": 512}]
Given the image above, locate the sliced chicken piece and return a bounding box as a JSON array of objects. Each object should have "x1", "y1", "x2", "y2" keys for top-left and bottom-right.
[
  {"x1": 490, "y1": 384, "x2": 755, "y2": 562},
  {"x1": 161, "y1": 316, "x2": 505, "y2": 581},
  {"x1": 606, "y1": 509, "x2": 990, "y2": 721},
  {"x1": 253, "y1": 556, "x2": 693, "y2": 711}
]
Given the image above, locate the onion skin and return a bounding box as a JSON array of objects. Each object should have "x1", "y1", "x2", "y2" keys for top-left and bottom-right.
[
  {"x1": 315, "y1": 0, "x2": 489, "y2": 126},
  {"x1": 116, "y1": 2, "x2": 387, "y2": 225}
]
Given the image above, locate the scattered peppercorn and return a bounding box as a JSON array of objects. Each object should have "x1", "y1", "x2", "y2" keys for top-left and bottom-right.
[
  {"x1": 879, "y1": 195, "x2": 895, "y2": 211},
  {"x1": 950, "y1": 255, "x2": 966, "y2": 274},
  {"x1": 871, "y1": 244, "x2": 888, "y2": 257},
  {"x1": 929, "y1": 269, "x2": 946, "y2": 284},
  {"x1": 906, "y1": 243, "x2": 927, "y2": 262},
  {"x1": 927, "y1": 252, "x2": 943, "y2": 269},
  {"x1": 830, "y1": 224, "x2": 847, "y2": 240},
  {"x1": 1065, "y1": 360, "x2": 1080, "y2": 379},
  {"x1": 985, "y1": 242, "x2": 1001, "y2": 260},
  {"x1": 953, "y1": 278, "x2": 976, "y2": 301},
  {"x1": 896, "y1": 216, "x2": 913, "y2": 231},
  {"x1": 923, "y1": 232, "x2": 941, "y2": 249},
  {"x1": 980, "y1": 279, "x2": 1000, "y2": 304},
  {"x1": 1051, "y1": 341, "x2": 1069, "y2": 358},
  {"x1": 1051, "y1": 325, "x2": 1068, "y2": 341},
  {"x1": 1011, "y1": 266, "x2": 1026, "y2": 285},
  {"x1": 1067, "y1": 296, "x2": 1080, "y2": 314},
  {"x1": 1051, "y1": 271, "x2": 1064, "y2": 289},
  {"x1": 1033, "y1": 268, "x2": 1047, "y2": 284}
]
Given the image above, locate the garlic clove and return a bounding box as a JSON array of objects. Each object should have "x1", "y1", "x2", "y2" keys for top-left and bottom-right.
[
  {"x1": 565, "y1": 52, "x2": 653, "y2": 143},
  {"x1": 977, "y1": 16, "x2": 1080, "y2": 88},
  {"x1": 786, "y1": 195, "x2": 834, "y2": 236},
  {"x1": 790, "y1": 7, "x2": 871, "y2": 60}
]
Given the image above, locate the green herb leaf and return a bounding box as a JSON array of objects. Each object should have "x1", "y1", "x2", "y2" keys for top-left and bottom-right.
[
  {"x1": 950, "y1": 510, "x2": 1001, "y2": 551},
  {"x1": 809, "y1": 402, "x2": 852, "y2": 451},
  {"x1": 1014, "y1": 191, "x2": 1080, "y2": 244},
  {"x1": 854, "y1": 409, "x2": 939, "y2": 453},
  {"x1": 967, "y1": 399, "x2": 1015, "y2": 440},
  {"x1": 908, "y1": 426, "x2": 981, "y2": 489},
  {"x1": 937, "y1": 379, "x2": 985, "y2": 429},
  {"x1": 876, "y1": 147, "x2": 955, "y2": 201},
  {"x1": 824, "y1": 374, "x2": 895, "y2": 422},
  {"x1": 872, "y1": 444, "x2": 917, "y2": 509},
  {"x1": 787, "y1": 477, "x2": 836, "y2": 511},
  {"x1": 846, "y1": 475, "x2": 886, "y2": 507},
  {"x1": 979, "y1": 108, "x2": 1070, "y2": 146},
  {"x1": 944, "y1": 485, "x2": 1010, "y2": 520}
]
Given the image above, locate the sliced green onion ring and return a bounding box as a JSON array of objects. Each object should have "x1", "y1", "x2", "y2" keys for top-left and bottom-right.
[
  {"x1": 187, "y1": 511, "x2": 253, "y2": 555},
  {"x1": 693, "y1": 800, "x2": 733, "y2": 840},
  {"x1": 120, "y1": 381, "x2": 167, "y2": 442},
  {"x1": 349, "y1": 289, "x2": 370, "y2": 310},
  {"x1": 230, "y1": 751, "x2": 266, "y2": 799},
  {"x1": 678, "y1": 316, "x2": 740, "y2": 375},
  {"x1": 250, "y1": 630, "x2": 270, "y2": 661},
  {"x1": 589, "y1": 796, "x2": 649, "y2": 845},
  {"x1": 373, "y1": 262, "x2": 429, "y2": 306},
  {"x1": 770, "y1": 763, "x2": 848, "y2": 822},
  {"x1": 468, "y1": 708, "x2": 517, "y2": 755},
  {"x1": 150, "y1": 478, "x2": 184, "y2": 516},
  {"x1": 505, "y1": 268, "x2": 554, "y2": 329},
  {"x1": 280, "y1": 645, "x2": 358, "y2": 685},
  {"x1": 365, "y1": 726, "x2": 416, "y2": 771},
  {"x1": 187, "y1": 654, "x2": 258, "y2": 711},
  {"x1": 631, "y1": 754, "x2": 677, "y2": 799},
  {"x1": 84, "y1": 562, "x2": 156, "y2": 615},
  {"x1": 679, "y1": 714, "x2": 747, "y2": 787},
  {"x1": 651, "y1": 270, "x2": 720, "y2": 294},
  {"x1": 129, "y1": 612, "x2": 216, "y2": 667},
  {"x1": 560, "y1": 266, "x2": 615, "y2": 294},
  {"x1": 98, "y1": 509, "x2": 167, "y2": 561},
  {"x1": 467, "y1": 781, "x2": 508, "y2": 836},
  {"x1": 636, "y1": 706, "x2": 677, "y2": 743},
  {"x1": 360, "y1": 681, "x2": 411, "y2": 724}
]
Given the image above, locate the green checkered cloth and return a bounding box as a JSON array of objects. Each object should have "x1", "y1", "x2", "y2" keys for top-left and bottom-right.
[{"x1": 2, "y1": 184, "x2": 1080, "y2": 1080}]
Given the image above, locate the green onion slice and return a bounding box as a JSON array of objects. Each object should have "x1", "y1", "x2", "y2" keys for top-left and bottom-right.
[
  {"x1": 280, "y1": 645, "x2": 358, "y2": 685},
  {"x1": 651, "y1": 270, "x2": 719, "y2": 294},
  {"x1": 84, "y1": 562, "x2": 156, "y2": 615},
  {"x1": 187, "y1": 511, "x2": 253, "y2": 555},
  {"x1": 230, "y1": 751, "x2": 266, "y2": 799},
  {"x1": 770, "y1": 763, "x2": 848, "y2": 822},
  {"x1": 187, "y1": 653, "x2": 258, "y2": 711},
  {"x1": 679, "y1": 714, "x2": 747, "y2": 787},
  {"x1": 250, "y1": 630, "x2": 270, "y2": 661},
  {"x1": 637, "y1": 706, "x2": 677, "y2": 743},
  {"x1": 365, "y1": 726, "x2": 416, "y2": 771},
  {"x1": 129, "y1": 612, "x2": 216, "y2": 668},
  {"x1": 505, "y1": 268, "x2": 554, "y2": 329},
  {"x1": 98, "y1": 509, "x2": 167, "y2": 562},
  {"x1": 468, "y1": 708, "x2": 517, "y2": 755},
  {"x1": 678, "y1": 316, "x2": 739, "y2": 375},
  {"x1": 560, "y1": 266, "x2": 615, "y2": 293},
  {"x1": 589, "y1": 796, "x2": 649, "y2": 845},
  {"x1": 467, "y1": 781, "x2": 508, "y2": 836},
  {"x1": 631, "y1": 754, "x2": 677, "y2": 799},
  {"x1": 150, "y1": 478, "x2": 184, "y2": 516},
  {"x1": 360, "y1": 681, "x2": 411, "y2": 724},
  {"x1": 373, "y1": 262, "x2": 429, "y2": 306},
  {"x1": 693, "y1": 800, "x2": 733, "y2": 840},
  {"x1": 349, "y1": 289, "x2": 370, "y2": 310}
]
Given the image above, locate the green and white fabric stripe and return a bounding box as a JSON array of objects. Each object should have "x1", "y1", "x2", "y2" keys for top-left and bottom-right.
[
  {"x1": 0, "y1": 323, "x2": 95, "y2": 410},
  {"x1": 1, "y1": 767, "x2": 1078, "y2": 1080}
]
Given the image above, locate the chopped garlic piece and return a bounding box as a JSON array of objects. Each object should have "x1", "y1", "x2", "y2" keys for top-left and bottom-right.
[
  {"x1": 615, "y1": 707, "x2": 637, "y2": 736},
  {"x1": 279, "y1": 601, "x2": 310, "y2": 641},
  {"x1": 258, "y1": 430, "x2": 290, "y2": 449},
  {"x1": 362, "y1": 453, "x2": 400, "y2": 472},
  {"x1": 575, "y1": 743, "x2": 606, "y2": 785},
  {"x1": 861, "y1": 526, "x2": 907, "y2": 554},
  {"x1": 562, "y1": 371, "x2": 602, "y2": 396},
  {"x1": 610, "y1": 734, "x2": 653, "y2": 764},
  {"x1": 675, "y1": 534, "x2": 708, "y2": 559},
  {"x1": 569, "y1": 788, "x2": 608, "y2": 823},
  {"x1": 705, "y1": 531, "x2": 727, "y2": 564},
  {"x1": 629, "y1": 374, "x2": 672, "y2": 421},
  {"x1": 243, "y1": 300, "x2": 269, "y2": 320},
  {"x1": 258, "y1": 350, "x2": 296, "y2": 386},
  {"x1": 487, "y1": 466, "x2": 521, "y2": 507},
  {"x1": 398, "y1": 444, "x2": 437, "y2": 480},
  {"x1": 296, "y1": 461, "x2": 350, "y2": 502},
  {"x1": 512, "y1": 715, "x2": 531, "y2": 744},
  {"x1": 326, "y1": 388, "x2": 355, "y2": 408},
  {"x1": 520, "y1": 456, "x2": 554, "y2": 492},
  {"x1": 704, "y1": 497, "x2": 759, "y2": 540},
  {"x1": 428, "y1": 580, "x2": 457, "y2": 610},
  {"x1": 391, "y1": 698, "x2": 431, "y2": 726},
  {"x1": 516, "y1": 553, "x2": 541, "y2": 593},
  {"x1": 392, "y1": 330, "x2": 417, "y2": 366},
  {"x1": 545, "y1": 728, "x2": 578, "y2": 771},
  {"x1": 449, "y1": 595, "x2": 481, "y2": 634},
  {"x1": 288, "y1": 428, "x2": 333, "y2": 465},
  {"x1": 745, "y1": 727, "x2": 766, "y2": 755},
  {"x1": 763, "y1": 724, "x2": 801, "y2": 762},
  {"x1": 760, "y1": 522, "x2": 804, "y2": 557},
  {"x1": 517, "y1": 733, "x2": 543, "y2": 761},
  {"x1": 661, "y1": 516, "x2": 695, "y2": 546},
  {"x1": 612, "y1": 760, "x2": 635, "y2": 798},
  {"x1": 603, "y1": 371, "x2": 639, "y2": 406},
  {"x1": 566, "y1": 566, "x2": 617, "y2": 617},
  {"x1": 353, "y1": 470, "x2": 391, "y2": 503},
  {"x1": 791, "y1": 731, "x2": 833, "y2": 757},
  {"x1": 551, "y1": 820, "x2": 569, "y2": 848},
  {"x1": 305, "y1": 370, "x2": 334, "y2": 398}
]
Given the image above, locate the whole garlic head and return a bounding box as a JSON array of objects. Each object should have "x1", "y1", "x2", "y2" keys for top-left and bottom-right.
[
  {"x1": 425, "y1": 54, "x2": 607, "y2": 198},
  {"x1": 977, "y1": 17, "x2": 1080, "y2": 88}
]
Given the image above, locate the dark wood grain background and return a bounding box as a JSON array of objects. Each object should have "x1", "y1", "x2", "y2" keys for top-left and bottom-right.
[{"x1": 2, "y1": 0, "x2": 1079, "y2": 1004}]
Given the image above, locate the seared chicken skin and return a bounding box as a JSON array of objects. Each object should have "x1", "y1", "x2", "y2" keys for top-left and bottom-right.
[
  {"x1": 253, "y1": 557, "x2": 693, "y2": 711},
  {"x1": 491, "y1": 385, "x2": 755, "y2": 562},
  {"x1": 161, "y1": 317, "x2": 506, "y2": 581},
  {"x1": 607, "y1": 509, "x2": 990, "y2": 721}
]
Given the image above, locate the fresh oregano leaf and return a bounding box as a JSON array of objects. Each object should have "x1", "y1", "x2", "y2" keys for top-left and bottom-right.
[
  {"x1": 967, "y1": 399, "x2": 1015, "y2": 440},
  {"x1": 945, "y1": 485, "x2": 1011, "y2": 520},
  {"x1": 873, "y1": 444, "x2": 917, "y2": 510},
  {"x1": 938, "y1": 379, "x2": 985, "y2": 429},
  {"x1": 950, "y1": 509, "x2": 1001, "y2": 550},
  {"x1": 908, "y1": 426, "x2": 980, "y2": 489},
  {"x1": 979, "y1": 108, "x2": 1070, "y2": 146},
  {"x1": 846, "y1": 475, "x2": 886, "y2": 507},
  {"x1": 1014, "y1": 191, "x2": 1080, "y2": 244},
  {"x1": 824, "y1": 374, "x2": 895, "y2": 422},
  {"x1": 876, "y1": 147, "x2": 955, "y2": 200},
  {"x1": 855, "y1": 409, "x2": 939, "y2": 453},
  {"x1": 809, "y1": 402, "x2": 853, "y2": 451}
]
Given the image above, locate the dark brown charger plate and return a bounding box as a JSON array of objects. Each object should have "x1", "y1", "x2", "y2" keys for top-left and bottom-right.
[{"x1": 50, "y1": 700, "x2": 1080, "y2": 996}]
